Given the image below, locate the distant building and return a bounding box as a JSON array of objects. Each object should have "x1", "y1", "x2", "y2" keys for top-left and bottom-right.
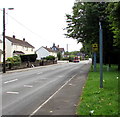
[
  {"x1": 36, "y1": 46, "x2": 57, "y2": 60},
  {"x1": 0, "y1": 35, "x2": 35, "y2": 62},
  {"x1": 51, "y1": 43, "x2": 65, "y2": 56}
]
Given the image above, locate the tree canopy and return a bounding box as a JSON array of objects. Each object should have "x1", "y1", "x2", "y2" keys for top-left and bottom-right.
[{"x1": 65, "y1": 2, "x2": 120, "y2": 68}]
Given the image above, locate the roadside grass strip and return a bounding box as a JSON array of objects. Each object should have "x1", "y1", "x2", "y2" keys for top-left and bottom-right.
[{"x1": 77, "y1": 64, "x2": 119, "y2": 116}]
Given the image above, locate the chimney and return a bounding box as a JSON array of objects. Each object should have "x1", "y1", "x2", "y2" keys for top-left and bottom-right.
[
  {"x1": 57, "y1": 45, "x2": 59, "y2": 48},
  {"x1": 46, "y1": 46, "x2": 47, "y2": 48},
  {"x1": 23, "y1": 38, "x2": 25, "y2": 41},
  {"x1": 13, "y1": 35, "x2": 15, "y2": 38}
]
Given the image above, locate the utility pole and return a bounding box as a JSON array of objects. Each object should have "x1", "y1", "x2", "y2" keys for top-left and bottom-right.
[
  {"x1": 3, "y1": 8, "x2": 6, "y2": 73},
  {"x1": 2, "y1": 8, "x2": 14, "y2": 73}
]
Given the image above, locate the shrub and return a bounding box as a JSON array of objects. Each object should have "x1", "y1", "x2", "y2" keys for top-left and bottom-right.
[
  {"x1": 62, "y1": 57, "x2": 69, "y2": 60},
  {"x1": 85, "y1": 55, "x2": 89, "y2": 60},
  {"x1": 20, "y1": 54, "x2": 37, "y2": 62},
  {"x1": 13, "y1": 56, "x2": 21, "y2": 62},
  {"x1": 7, "y1": 57, "x2": 14, "y2": 64},
  {"x1": 57, "y1": 52, "x2": 62, "y2": 60},
  {"x1": 7, "y1": 56, "x2": 21, "y2": 63},
  {"x1": 45, "y1": 56, "x2": 55, "y2": 60}
]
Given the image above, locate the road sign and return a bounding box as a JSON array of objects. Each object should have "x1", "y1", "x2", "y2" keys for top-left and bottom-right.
[{"x1": 92, "y1": 44, "x2": 98, "y2": 52}]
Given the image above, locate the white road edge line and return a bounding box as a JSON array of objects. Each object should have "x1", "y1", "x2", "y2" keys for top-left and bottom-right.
[
  {"x1": 4, "y1": 79, "x2": 18, "y2": 84},
  {"x1": 6, "y1": 91, "x2": 19, "y2": 94},
  {"x1": 29, "y1": 74, "x2": 77, "y2": 117}
]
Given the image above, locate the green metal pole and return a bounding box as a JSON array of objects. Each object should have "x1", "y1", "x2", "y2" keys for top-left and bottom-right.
[
  {"x1": 99, "y1": 22, "x2": 103, "y2": 88},
  {"x1": 94, "y1": 52, "x2": 96, "y2": 72}
]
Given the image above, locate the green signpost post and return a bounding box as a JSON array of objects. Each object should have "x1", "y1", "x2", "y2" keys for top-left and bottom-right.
[{"x1": 92, "y1": 44, "x2": 98, "y2": 72}]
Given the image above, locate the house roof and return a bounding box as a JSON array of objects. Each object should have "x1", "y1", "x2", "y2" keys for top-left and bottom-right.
[
  {"x1": 57, "y1": 47, "x2": 64, "y2": 52},
  {"x1": 43, "y1": 47, "x2": 55, "y2": 52},
  {"x1": 51, "y1": 43, "x2": 64, "y2": 53},
  {"x1": 5, "y1": 36, "x2": 35, "y2": 48}
]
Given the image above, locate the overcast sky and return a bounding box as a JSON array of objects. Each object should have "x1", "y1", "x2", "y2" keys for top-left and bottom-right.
[{"x1": 0, "y1": 0, "x2": 82, "y2": 52}]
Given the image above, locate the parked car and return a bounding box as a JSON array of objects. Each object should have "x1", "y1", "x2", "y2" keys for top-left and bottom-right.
[{"x1": 73, "y1": 57, "x2": 80, "y2": 63}]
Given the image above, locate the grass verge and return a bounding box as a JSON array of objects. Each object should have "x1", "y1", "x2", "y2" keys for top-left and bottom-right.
[{"x1": 76, "y1": 64, "x2": 119, "y2": 116}]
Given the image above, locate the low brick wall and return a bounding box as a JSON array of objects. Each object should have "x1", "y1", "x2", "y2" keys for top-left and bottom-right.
[{"x1": 0, "y1": 60, "x2": 57, "y2": 71}]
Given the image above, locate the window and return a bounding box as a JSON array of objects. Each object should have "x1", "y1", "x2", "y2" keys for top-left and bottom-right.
[{"x1": 26, "y1": 47, "x2": 28, "y2": 51}]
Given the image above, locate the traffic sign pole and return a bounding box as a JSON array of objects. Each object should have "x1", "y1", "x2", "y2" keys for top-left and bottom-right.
[{"x1": 94, "y1": 52, "x2": 96, "y2": 72}]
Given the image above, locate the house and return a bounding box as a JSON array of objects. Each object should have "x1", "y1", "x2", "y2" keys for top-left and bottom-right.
[
  {"x1": 51, "y1": 43, "x2": 65, "y2": 56},
  {"x1": 36, "y1": 46, "x2": 57, "y2": 60},
  {"x1": 0, "y1": 35, "x2": 35, "y2": 62},
  {"x1": 0, "y1": 40, "x2": 3, "y2": 62}
]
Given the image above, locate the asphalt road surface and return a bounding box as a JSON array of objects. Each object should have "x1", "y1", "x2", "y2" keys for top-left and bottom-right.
[{"x1": 1, "y1": 60, "x2": 91, "y2": 116}]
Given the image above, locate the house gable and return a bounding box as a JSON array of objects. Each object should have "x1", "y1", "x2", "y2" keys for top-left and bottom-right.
[{"x1": 36, "y1": 46, "x2": 50, "y2": 60}]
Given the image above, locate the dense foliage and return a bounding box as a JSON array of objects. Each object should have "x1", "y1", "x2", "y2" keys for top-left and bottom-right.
[
  {"x1": 45, "y1": 56, "x2": 55, "y2": 60},
  {"x1": 20, "y1": 54, "x2": 37, "y2": 62},
  {"x1": 57, "y1": 52, "x2": 62, "y2": 60},
  {"x1": 7, "y1": 56, "x2": 21, "y2": 64},
  {"x1": 65, "y1": 2, "x2": 120, "y2": 69}
]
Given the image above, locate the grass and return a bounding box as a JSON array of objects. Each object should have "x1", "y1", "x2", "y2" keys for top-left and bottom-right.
[{"x1": 76, "y1": 64, "x2": 119, "y2": 116}]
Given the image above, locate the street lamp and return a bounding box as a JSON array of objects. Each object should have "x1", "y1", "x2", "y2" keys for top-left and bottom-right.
[
  {"x1": 99, "y1": 21, "x2": 103, "y2": 88},
  {"x1": 3, "y1": 8, "x2": 14, "y2": 73}
]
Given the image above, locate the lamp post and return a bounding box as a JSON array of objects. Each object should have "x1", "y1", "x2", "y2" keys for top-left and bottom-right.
[
  {"x1": 99, "y1": 21, "x2": 103, "y2": 88},
  {"x1": 3, "y1": 8, "x2": 14, "y2": 73}
]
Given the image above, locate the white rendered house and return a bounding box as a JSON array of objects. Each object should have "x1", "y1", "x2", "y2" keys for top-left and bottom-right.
[
  {"x1": 0, "y1": 35, "x2": 35, "y2": 62},
  {"x1": 36, "y1": 46, "x2": 57, "y2": 60}
]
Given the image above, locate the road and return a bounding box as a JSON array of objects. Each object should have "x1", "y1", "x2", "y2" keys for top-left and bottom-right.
[{"x1": 1, "y1": 60, "x2": 91, "y2": 116}]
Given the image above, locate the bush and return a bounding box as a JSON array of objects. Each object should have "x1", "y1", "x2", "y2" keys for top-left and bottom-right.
[
  {"x1": 57, "y1": 52, "x2": 62, "y2": 60},
  {"x1": 7, "y1": 57, "x2": 14, "y2": 64},
  {"x1": 85, "y1": 55, "x2": 89, "y2": 60},
  {"x1": 62, "y1": 57, "x2": 69, "y2": 60},
  {"x1": 6, "y1": 56, "x2": 21, "y2": 69},
  {"x1": 7, "y1": 56, "x2": 21, "y2": 64},
  {"x1": 45, "y1": 56, "x2": 55, "y2": 60},
  {"x1": 20, "y1": 54, "x2": 37, "y2": 62},
  {"x1": 13, "y1": 56, "x2": 21, "y2": 62}
]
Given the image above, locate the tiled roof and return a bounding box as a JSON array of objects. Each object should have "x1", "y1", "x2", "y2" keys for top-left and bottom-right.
[
  {"x1": 58, "y1": 48, "x2": 64, "y2": 52},
  {"x1": 52, "y1": 47, "x2": 64, "y2": 52},
  {"x1": 43, "y1": 47, "x2": 55, "y2": 52},
  {"x1": 5, "y1": 36, "x2": 35, "y2": 48}
]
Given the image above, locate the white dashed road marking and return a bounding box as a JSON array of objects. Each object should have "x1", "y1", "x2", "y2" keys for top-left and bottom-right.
[
  {"x1": 6, "y1": 91, "x2": 19, "y2": 94},
  {"x1": 37, "y1": 72, "x2": 43, "y2": 75},
  {"x1": 4, "y1": 79, "x2": 18, "y2": 84},
  {"x1": 24, "y1": 85, "x2": 33, "y2": 88}
]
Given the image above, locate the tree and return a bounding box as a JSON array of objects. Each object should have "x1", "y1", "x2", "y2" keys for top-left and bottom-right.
[
  {"x1": 107, "y1": 2, "x2": 120, "y2": 70},
  {"x1": 65, "y1": 2, "x2": 114, "y2": 66},
  {"x1": 57, "y1": 52, "x2": 62, "y2": 60}
]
